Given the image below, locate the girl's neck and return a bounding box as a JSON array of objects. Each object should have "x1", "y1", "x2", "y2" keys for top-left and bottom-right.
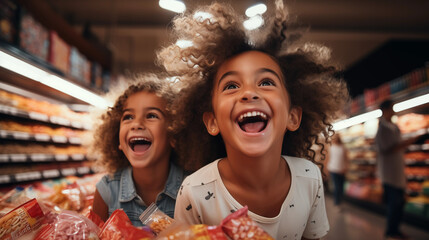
[
  {"x1": 220, "y1": 149, "x2": 285, "y2": 189},
  {"x1": 132, "y1": 160, "x2": 170, "y2": 203}
]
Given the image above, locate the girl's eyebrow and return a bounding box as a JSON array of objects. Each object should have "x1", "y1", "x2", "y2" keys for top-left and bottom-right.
[
  {"x1": 122, "y1": 107, "x2": 166, "y2": 116},
  {"x1": 217, "y1": 68, "x2": 282, "y2": 87},
  {"x1": 258, "y1": 68, "x2": 282, "y2": 80},
  {"x1": 217, "y1": 71, "x2": 238, "y2": 87}
]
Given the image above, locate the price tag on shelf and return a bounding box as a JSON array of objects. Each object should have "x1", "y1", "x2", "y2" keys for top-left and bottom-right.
[
  {"x1": 0, "y1": 130, "x2": 8, "y2": 138},
  {"x1": 0, "y1": 154, "x2": 8, "y2": 163},
  {"x1": 34, "y1": 133, "x2": 50, "y2": 142},
  {"x1": 50, "y1": 116, "x2": 71, "y2": 126},
  {"x1": 29, "y1": 111, "x2": 49, "y2": 122},
  {"x1": 52, "y1": 135, "x2": 67, "y2": 143},
  {"x1": 61, "y1": 168, "x2": 76, "y2": 176},
  {"x1": 55, "y1": 154, "x2": 69, "y2": 161},
  {"x1": 10, "y1": 154, "x2": 27, "y2": 162},
  {"x1": 12, "y1": 131, "x2": 30, "y2": 140},
  {"x1": 77, "y1": 167, "x2": 90, "y2": 175},
  {"x1": 0, "y1": 105, "x2": 18, "y2": 115},
  {"x1": 69, "y1": 137, "x2": 82, "y2": 145},
  {"x1": 71, "y1": 154, "x2": 85, "y2": 161},
  {"x1": 0, "y1": 175, "x2": 11, "y2": 184},
  {"x1": 15, "y1": 171, "x2": 41, "y2": 182},
  {"x1": 71, "y1": 121, "x2": 83, "y2": 129},
  {"x1": 43, "y1": 169, "x2": 60, "y2": 178},
  {"x1": 30, "y1": 154, "x2": 52, "y2": 162}
]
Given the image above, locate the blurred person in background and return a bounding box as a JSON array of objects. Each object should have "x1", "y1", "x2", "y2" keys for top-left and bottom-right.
[
  {"x1": 375, "y1": 99, "x2": 421, "y2": 240},
  {"x1": 327, "y1": 133, "x2": 348, "y2": 211}
]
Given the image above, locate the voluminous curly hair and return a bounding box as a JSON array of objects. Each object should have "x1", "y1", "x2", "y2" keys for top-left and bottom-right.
[
  {"x1": 91, "y1": 73, "x2": 178, "y2": 173},
  {"x1": 157, "y1": 1, "x2": 349, "y2": 172}
]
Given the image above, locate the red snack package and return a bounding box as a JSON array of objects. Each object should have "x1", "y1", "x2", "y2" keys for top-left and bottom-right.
[
  {"x1": 0, "y1": 198, "x2": 44, "y2": 240},
  {"x1": 156, "y1": 223, "x2": 227, "y2": 240},
  {"x1": 86, "y1": 210, "x2": 105, "y2": 228},
  {"x1": 221, "y1": 206, "x2": 274, "y2": 240},
  {"x1": 99, "y1": 209, "x2": 154, "y2": 240},
  {"x1": 34, "y1": 210, "x2": 100, "y2": 240}
]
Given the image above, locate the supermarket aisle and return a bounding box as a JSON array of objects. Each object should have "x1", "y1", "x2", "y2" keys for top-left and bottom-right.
[{"x1": 324, "y1": 194, "x2": 429, "y2": 240}]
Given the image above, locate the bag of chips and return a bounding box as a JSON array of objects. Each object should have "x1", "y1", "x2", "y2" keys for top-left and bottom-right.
[
  {"x1": 221, "y1": 206, "x2": 274, "y2": 240},
  {"x1": 139, "y1": 203, "x2": 174, "y2": 234}
]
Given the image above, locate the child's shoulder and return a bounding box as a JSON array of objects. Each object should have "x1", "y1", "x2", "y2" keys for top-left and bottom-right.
[
  {"x1": 183, "y1": 160, "x2": 220, "y2": 187},
  {"x1": 284, "y1": 155, "x2": 321, "y2": 180},
  {"x1": 100, "y1": 167, "x2": 128, "y2": 183}
]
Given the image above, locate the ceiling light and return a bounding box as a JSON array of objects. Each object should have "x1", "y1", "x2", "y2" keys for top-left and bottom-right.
[
  {"x1": 243, "y1": 15, "x2": 264, "y2": 30},
  {"x1": 245, "y1": 3, "x2": 267, "y2": 17},
  {"x1": 393, "y1": 93, "x2": 429, "y2": 112},
  {"x1": 175, "y1": 39, "x2": 193, "y2": 48},
  {"x1": 193, "y1": 11, "x2": 213, "y2": 21},
  {"x1": 159, "y1": 0, "x2": 186, "y2": 13},
  {"x1": 332, "y1": 109, "x2": 382, "y2": 131},
  {"x1": 0, "y1": 49, "x2": 111, "y2": 109}
]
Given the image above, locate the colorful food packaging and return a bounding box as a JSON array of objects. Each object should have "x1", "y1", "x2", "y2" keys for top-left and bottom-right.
[
  {"x1": 34, "y1": 210, "x2": 100, "y2": 240},
  {"x1": 0, "y1": 198, "x2": 44, "y2": 240},
  {"x1": 139, "y1": 203, "x2": 174, "y2": 234},
  {"x1": 156, "y1": 223, "x2": 227, "y2": 240},
  {"x1": 99, "y1": 209, "x2": 154, "y2": 240},
  {"x1": 220, "y1": 206, "x2": 274, "y2": 240}
]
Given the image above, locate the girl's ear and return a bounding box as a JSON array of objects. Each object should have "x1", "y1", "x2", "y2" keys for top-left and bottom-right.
[
  {"x1": 203, "y1": 112, "x2": 220, "y2": 136},
  {"x1": 286, "y1": 106, "x2": 302, "y2": 132}
]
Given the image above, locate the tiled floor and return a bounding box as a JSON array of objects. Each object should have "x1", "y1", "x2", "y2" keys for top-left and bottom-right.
[{"x1": 324, "y1": 195, "x2": 429, "y2": 240}]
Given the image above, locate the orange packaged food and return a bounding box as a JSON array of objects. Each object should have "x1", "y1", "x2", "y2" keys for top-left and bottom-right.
[
  {"x1": 139, "y1": 203, "x2": 173, "y2": 234},
  {"x1": 0, "y1": 198, "x2": 44, "y2": 240},
  {"x1": 99, "y1": 209, "x2": 154, "y2": 240},
  {"x1": 221, "y1": 206, "x2": 274, "y2": 240}
]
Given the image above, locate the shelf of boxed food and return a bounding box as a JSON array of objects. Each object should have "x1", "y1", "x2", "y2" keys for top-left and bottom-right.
[
  {"x1": 0, "y1": 161, "x2": 96, "y2": 185},
  {"x1": 0, "y1": 89, "x2": 93, "y2": 130}
]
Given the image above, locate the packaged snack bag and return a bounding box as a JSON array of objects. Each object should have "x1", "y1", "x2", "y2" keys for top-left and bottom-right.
[
  {"x1": 99, "y1": 209, "x2": 154, "y2": 240},
  {"x1": 0, "y1": 198, "x2": 44, "y2": 240},
  {"x1": 34, "y1": 210, "x2": 100, "y2": 240},
  {"x1": 86, "y1": 210, "x2": 105, "y2": 228},
  {"x1": 139, "y1": 203, "x2": 174, "y2": 234},
  {"x1": 156, "y1": 223, "x2": 227, "y2": 240},
  {"x1": 221, "y1": 206, "x2": 274, "y2": 240}
]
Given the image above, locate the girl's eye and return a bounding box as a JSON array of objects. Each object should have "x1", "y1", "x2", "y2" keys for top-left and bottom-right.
[
  {"x1": 223, "y1": 82, "x2": 239, "y2": 91},
  {"x1": 147, "y1": 113, "x2": 160, "y2": 119},
  {"x1": 122, "y1": 114, "x2": 133, "y2": 121},
  {"x1": 259, "y1": 78, "x2": 276, "y2": 87}
]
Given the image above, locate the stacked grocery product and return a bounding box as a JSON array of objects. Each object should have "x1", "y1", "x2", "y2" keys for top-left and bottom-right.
[
  {"x1": 0, "y1": 184, "x2": 274, "y2": 240},
  {"x1": 0, "y1": 88, "x2": 94, "y2": 186}
]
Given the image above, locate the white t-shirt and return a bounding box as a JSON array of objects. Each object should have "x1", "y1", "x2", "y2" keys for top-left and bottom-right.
[
  {"x1": 175, "y1": 156, "x2": 329, "y2": 239},
  {"x1": 327, "y1": 144, "x2": 347, "y2": 174}
]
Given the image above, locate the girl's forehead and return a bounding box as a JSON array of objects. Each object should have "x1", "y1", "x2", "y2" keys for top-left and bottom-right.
[{"x1": 215, "y1": 51, "x2": 283, "y2": 78}]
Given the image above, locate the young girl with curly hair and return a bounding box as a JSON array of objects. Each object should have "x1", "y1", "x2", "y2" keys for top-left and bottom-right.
[
  {"x1": 157, "y1": 1, "x2": 349, "y2": 238},
  {"x1": 91, "y1": 73, "x2": 185, "y2": 226}
]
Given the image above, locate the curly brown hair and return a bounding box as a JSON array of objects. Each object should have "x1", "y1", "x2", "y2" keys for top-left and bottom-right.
[
  {"x1": 91, "y1": 73, "x2": 178, "y2": 173},
  {"x1": 156, "y1": 1, "x2": 349, "y2": 172}
]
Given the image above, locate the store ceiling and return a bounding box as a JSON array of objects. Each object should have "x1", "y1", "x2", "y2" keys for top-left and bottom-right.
[{"x1": 45, "y1": 0, "x2": 429, "y2": 95}]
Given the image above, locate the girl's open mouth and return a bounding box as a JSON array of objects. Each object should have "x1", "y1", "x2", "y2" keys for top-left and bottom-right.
[
  {"x1": 129, "y1": 137, "x2": 152, "y2": 153},
  {"x1": 237, "y1": 111, "x2": 268, "y2": 133}
]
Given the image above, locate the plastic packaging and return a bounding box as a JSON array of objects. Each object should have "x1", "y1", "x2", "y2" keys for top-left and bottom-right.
[
  {"x1": 34, "y1": 210, "x2": 100, "y2": 240},
  {"x1": 0, "y1": 198, "x2": 45, "y2": 240},
  {"x1": 221, "y1": 206, "x2": 274, "y2": 240},
  {"x1": 139, "y1": 203, "x2": 174, "y2": 234},
  {"x1": 99, "y1": 209, "x2": 154, "y2": 240}
]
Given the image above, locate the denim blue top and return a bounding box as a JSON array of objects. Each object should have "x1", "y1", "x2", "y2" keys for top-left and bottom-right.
[{"x1": 96, "y1": 162, "x2": 185, "y2": 226}]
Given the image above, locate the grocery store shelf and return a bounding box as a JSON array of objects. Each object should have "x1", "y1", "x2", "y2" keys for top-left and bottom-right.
[
  {"x1": 344, "y1": 195, "x2": 429, "y2": 231},
  {"x1": 0, "y1": 153, "x2": 86, "y2": 163},
  {"x1": 0, "y1": 104, "x2": 91, "y2": 130},
  {"x1": 0, "y1": 129, "x2": 83, "y2": 145},
  {"x1": 0, "y1": 166, "x2": 94, "y2": 185}
]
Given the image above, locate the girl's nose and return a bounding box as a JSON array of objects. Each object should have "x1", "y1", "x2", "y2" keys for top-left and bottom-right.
[
  {"x1": 131, "y1": 118, "x2": 145, "y2": 130},
  {"x1": 240, "y1": 88, "x2": 260, "y2": 102}
]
